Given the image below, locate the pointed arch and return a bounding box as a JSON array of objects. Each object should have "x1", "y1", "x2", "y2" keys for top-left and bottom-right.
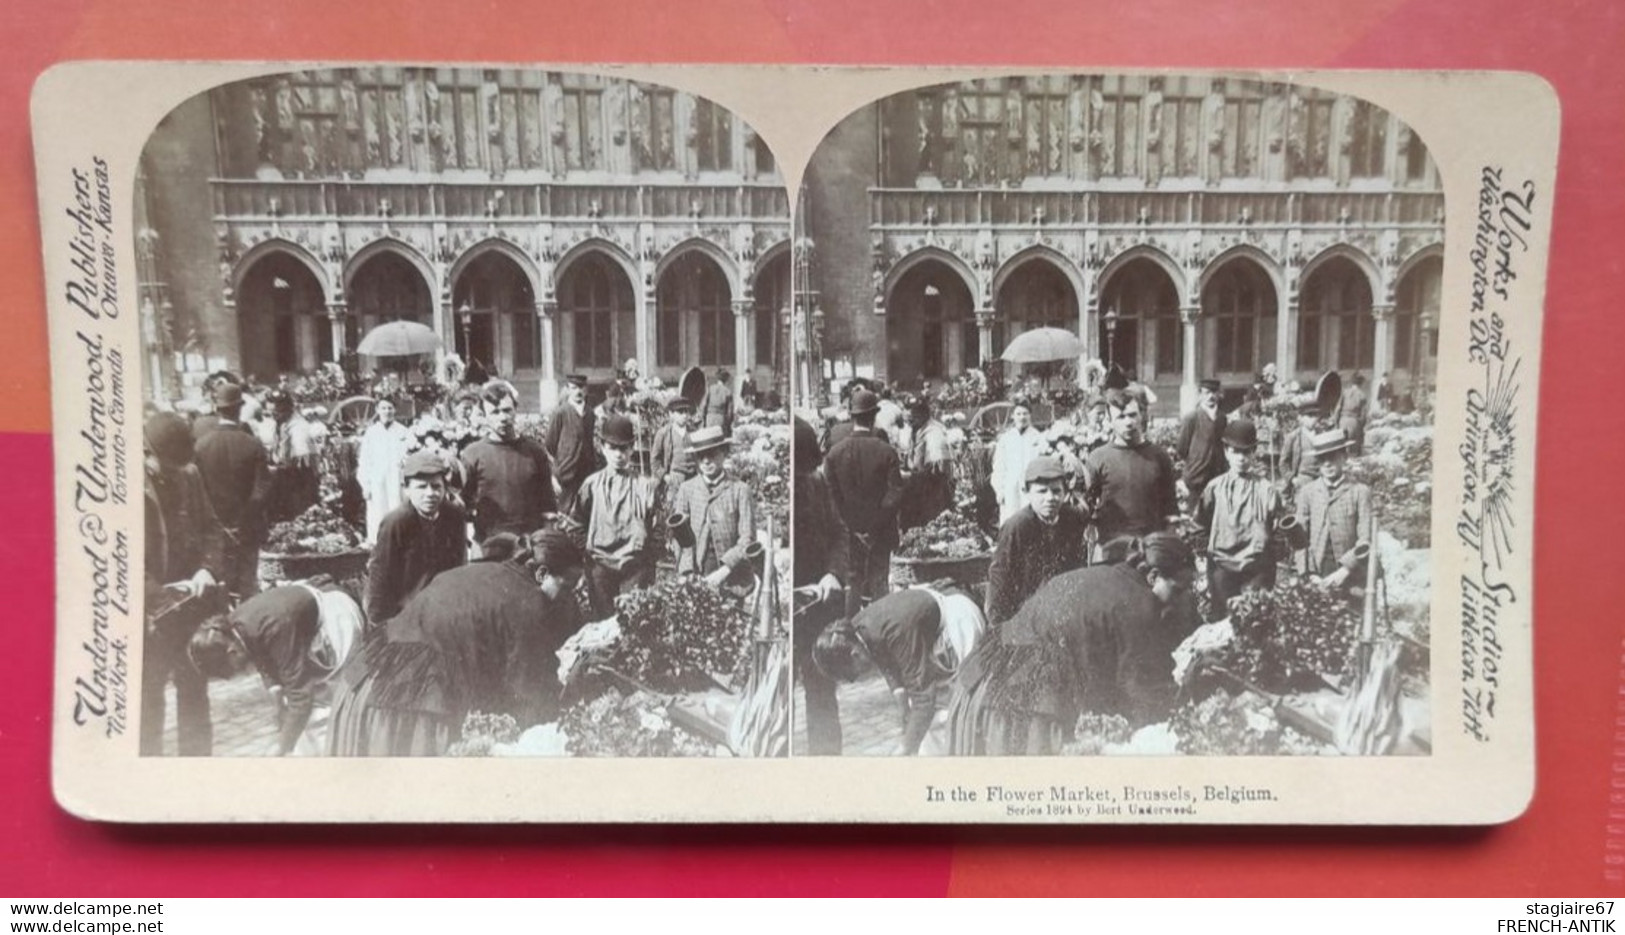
[
  {"x1": 990, "y1": 244, "x2": 1087, "y2": 306},
  {"x1": 232, "y1": 238, "x2": 330, "y2": 303},
  {"x1": 1198, "y1": 243, "x2": 1286, "y2": 303},
  {"x1": 553, "y1": 238, "x2": 641, "y2": 296},
  {"x1": 655, "y1": 237, "x2": 744, "y2": 298},
  {"x1": 1394, "y1": 242, "x2": 1445, "y2": 289},
  {"x1": 1096, "y1": 244, "x2": 1188, "y2": 308},
  {"x1": 883, "y1": 246, "x2": 979, "y2": 304},
  {"x1": 448, "y1": 237, "x2": 542, "y2": 301},
  {"x1": 341, "y1": 237, "x2": 435, "y2": 300},
  {"x1": 1301, "y1": 243, "x2": 1383, "y2": 302}
]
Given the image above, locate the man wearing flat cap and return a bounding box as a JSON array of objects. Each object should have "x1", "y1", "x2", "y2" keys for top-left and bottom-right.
[
  {"x1": 1193, "y1": 419, "x2": 1285, "y2": 620},
  {"x1": 823, "y1": 387, "x2": 906, "y2": 617},
  {"x1": 365, "y1": 450, "x2": 468, "y2": 626},
  {"x1": 545, "y1": 373, "x2": 596, "y2": 511},
  {"x1": 193, "y1": 381, "x2": 272, "y2": 598},
  {"x1": 1175, "y1": 377, "x2": 1229, "y2": 508},
  {"x1": 651, "y1": 395, "x2": 699, "y2": 488},
  {"x1": 1294, "y1": 428, "x2": 1372, "y2": 595},
  {"x1": 571, "y1": 414, "x2": 663, "y2": 618},
  {"x1": 669, "y1": 426, "x2": 756, "y2": 590},
  {"x1": 984, "y1": 455, "x2": 1090, "y2": 629},
  {"x1": 143, "y1": 413, "x2": 225, "y2": 756},
  {"x1": 462, "y1": 380, "x2": 559, "y2": 544}
]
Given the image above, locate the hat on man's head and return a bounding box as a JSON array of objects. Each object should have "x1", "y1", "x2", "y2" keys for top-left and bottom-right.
[
  {"x1": 793, "y1": 417, "x2": 820, "y2": 471},
  {"x1": 1104, "y1": 364, "x2": 1130, "y2": 391},
  {"x1": 1199, "y1": 378, "x2": 1222, "y2": 393},
  {"x1": 212, "y1": 382, "x2": 244, "y2": 408},
  {"x1": 144, "y1": 413, "x2": 194, "y2": 466},
  {"x1": 400, "y1": 450, "x2": 447, "y2": 481},
  {"x1": 666, "y1": 396, "x2": 694, "y2": 413},
  {"x1": 906, "y1": 396, "x2": 931, "y2": 418},
  {"x1": 686, "y1": 426, "x2": 730, "y2": 456},
  {"x1": 716, "y1": 368, "x2": 731, "y2": 382},
  {"x1": 1221, "y1": 419, "x2": 1259, "y2": 451},
  {"x1": 1309, "y1": 428, "x2": 1354, "y2": 458},
  {"x1": 1023, "y1": 455, "x2": 1068, "y2": 486},
  {"x1": 848, "y1": 388, "x2": 880, "y2": 416},
  {"x1": 565, "y1": 373, "x2": 589, "y2": 388},
  {"x1": 601, "y1": 414, "x2": 636, "y2": 447}
]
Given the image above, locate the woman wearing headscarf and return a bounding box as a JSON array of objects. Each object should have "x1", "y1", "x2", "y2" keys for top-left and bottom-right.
[
  {"x1": 356, "y1": 398, "x2": 412, "y2": 545},
  {"x1": 946, "y1": 532, "x2": 1199, "y2": 756},
  {"x1": 327, "y1": 529, "x2": 586, "y2": 756}
]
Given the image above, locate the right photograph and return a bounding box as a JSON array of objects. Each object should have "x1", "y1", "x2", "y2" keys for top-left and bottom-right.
[{"x1": 790, "y1": 73, "x2": 1442, "y2": 758}]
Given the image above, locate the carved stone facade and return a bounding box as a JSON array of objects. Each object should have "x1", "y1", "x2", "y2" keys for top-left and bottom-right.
[
  {"x1": 805, "y1": 76, "x2": 1446, "y2": 414},
  {"x1": 140, "y1": 69, "x2": 790, "y2": 408}
]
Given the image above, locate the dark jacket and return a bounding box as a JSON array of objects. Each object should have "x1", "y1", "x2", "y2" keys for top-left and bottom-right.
[
  {"x1": 984, "y1": 505, "x2": 1090, "y2": 628},
  {"x1": 193, "y1": 420, "x2": 271, "y2": 539},
  {"x1": 365, "y1": 502, "x2": 469, "y2": 624},
  {"x1": 823, "y1": 428, "x2": 906, "y2": 549},
  {"x1": 544, "y1": 403, "x2": 596, "y2": 493},
  {"x1": 460, "y1": 436, "x2": 558, "y2": 542},
  {"x1": 144, "y1": 461, "x2": 225, "y2": 599},
  {"x1": 1175, "y1": 407, "x2": 1228, "y2": 491},
  {"x1": 793, "y1": 467, "x2": 850, "y2": 587}
]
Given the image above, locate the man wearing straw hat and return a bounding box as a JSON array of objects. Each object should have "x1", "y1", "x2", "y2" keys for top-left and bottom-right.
[
  {"x1": 1193, "y1": 419, "x2": 1285, "y2": 620},
  {"x1": 1294, "y1": 427, "x2": 1373, "y2": 594},
  {"x1": 669, "y1": 426, "x2": 756, "y2": 591}
]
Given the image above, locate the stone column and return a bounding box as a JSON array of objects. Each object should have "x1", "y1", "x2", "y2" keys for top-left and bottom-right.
[
  {"x1": 1370, "y1": 302, "x2": 1395, "y2": 418},
  {"x1": 326, "y1": 301, "x2": 348, "y2": 361},
  {"x1": 1277, "y1": 295, "x2": 1298, "y2": 386},
  {"x1": 974, "y1": 308, "x2": 995, "y2": 368},
  {"x1": 732, "y1": 298, "x2": 752, "y2": 404},
  {"x1": 1180, "y1": 304, "x2": 1201, "y2": 413},
  {"x1": 636, "y1": 285, "x2": 656, "y2": 381},
  {"x1": 536, "y1": 301, "x2": 560, "y2": 411}
]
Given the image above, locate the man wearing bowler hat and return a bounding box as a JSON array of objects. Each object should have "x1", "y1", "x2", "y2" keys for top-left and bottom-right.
[
  {"x1": 1176, "y1": 377, "x2": 1229, "y2": 508},
  {"x1": 571, "y1": 414, "x2": 663, "y2": 617},
  {"x1": 1193, "y1": 418, "x2": 1285, "y2": 620},
  {"x1": 1293, "y1": 428, "x2": 1372, "y2": 595},
  {"x1": 823, "y1": 387, "x2": 906, "y2": 616},
  {"x1": 545, "y1": 373, "x2": 596, "y2": 511},
  {"x1": 193, "y1": 381, "x2": 272, "y2": 598},
  {"x1": 669, "y1": 426, "x2": 756, "y2": 590}
]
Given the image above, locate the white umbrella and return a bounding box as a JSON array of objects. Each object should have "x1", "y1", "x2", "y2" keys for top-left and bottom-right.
[
  {"x1": 355, "y1": 320, "x2": 442, "y2": 357},
  {"x1": 999, "y1": 326, "x2": 1084, "y2": 364}
]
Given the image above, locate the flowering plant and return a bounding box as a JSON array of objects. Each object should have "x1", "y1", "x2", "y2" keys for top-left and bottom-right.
[
  {"x1": 610, "y1": 577, "x2": 755, "y2": 693},
  {"x1": 1347, "y1": 416, "x2": 1434, "y2": 548},
  {"x1": 264, "y1": 502, "x2": 363, "y2": 555},
  {"x1": 1210, "y1": 576, "x2": 1361, "y2": 692},
  {"x1": 897, "y1": 508, "x2": 993, "y2": 560},
  {"x1": 559, "y1": 688, "x2": 717, "y2": 757},
  {"x1": 1170, "y1": 689, "x2": 1332, "y2": 756},
  {"x1": 406, "y1": 413, "x2": 482, "y2": 458}
]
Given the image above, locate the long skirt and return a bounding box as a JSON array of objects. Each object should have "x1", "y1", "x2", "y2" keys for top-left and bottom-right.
[
  {"x1": 327, "y1": 640, "x2": 456, "y2": 757},
  {"x1": 944, "y1": 640, "x2": 1066, "y2": 757}
]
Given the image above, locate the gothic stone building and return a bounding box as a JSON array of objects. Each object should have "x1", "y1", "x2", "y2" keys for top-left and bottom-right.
[
  {"x1": 136, "y1": 68, "x2": 790, "y2": 408},
  {"x1": 800, "y1": 75, "x2": 1445, "y2": 414}
]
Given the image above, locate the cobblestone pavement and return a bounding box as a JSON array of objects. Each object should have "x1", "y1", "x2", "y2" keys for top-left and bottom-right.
[
  {"x1": 792, "y1": 672, "x2": 951, "y2": 757},
  {"x1": 155, "y1": 672, "x2": 332, "y2": 757}
]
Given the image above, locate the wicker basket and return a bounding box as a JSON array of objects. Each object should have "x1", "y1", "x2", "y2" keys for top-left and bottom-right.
[
  {"x1": 890, "y1": 552, "x2": 993, "y2": 590},
  {"x1": 259, "y1": 547, "x2": 371, "y2": 584}
]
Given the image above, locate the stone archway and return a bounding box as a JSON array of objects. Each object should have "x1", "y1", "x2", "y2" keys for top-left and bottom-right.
[
  {"x1": 885, "y1": 257, "x2": 977, "y2": 387},
  {"x1": 234, "y1": 249, "x2": 329, "y2": 379}
]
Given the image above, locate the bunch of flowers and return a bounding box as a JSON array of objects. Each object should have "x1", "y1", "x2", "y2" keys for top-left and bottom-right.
[
  {"x1": 897, "y1": 509, "x2": 994, "y2": 560},
  {"x1": 445, "y1": 711, "x2": 521, "y2": 757},
  {"x1": 514, "y1": 412, "x2": 549, "y2": 448},
  {"x1": 933, "y1": 368, "x2": 992, "y2": 413},
  {"x1": 1347, "y1": 417, "x2": 1434, "y2": 548},
  {"x1": 559, "y1": 688, "x2": 717, "y2": 758},
  {"x1": 407, "y1": 413, "x2": 482, "y2": 457},
  {"x1": 609, "y1": 577, "x2": 755, "y2": 693},
  {"x1": 264, "y1": 502, "x2": 363, "y2": 555},
  {"x1": 1170, "y1": 689, "x2": 1332, "y2": 756},
  {"x1": 283, "y1": 363, "x2": 357, "y2": 408},
  {"x1": 1059, "y1": 712, "x2": 1134, "y2": 756},
  {"x1": 1210, "y1": 577, "x2": 1362, "y2": 692},
  {"x1": 1145, "y1": 417, "x2": 1182, "y2": 460},
  {"x1": 726, "y1": 420, "x2": 791, "y2": 540}
]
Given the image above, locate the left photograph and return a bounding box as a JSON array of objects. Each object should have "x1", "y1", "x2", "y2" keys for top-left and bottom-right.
[{"x1": 135, "y1": 67, "x2": 792, "y2": 758}]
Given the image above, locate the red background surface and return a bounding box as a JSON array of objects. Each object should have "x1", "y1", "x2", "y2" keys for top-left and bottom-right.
[{"x1": 2, "y1": 0, "x2": 1621, "y2": 896}]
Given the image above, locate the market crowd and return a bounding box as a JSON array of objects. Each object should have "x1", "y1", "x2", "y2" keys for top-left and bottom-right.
[
  {"x1": 144, "y1": 361, "x2": 778, "y2": 757},
  {"x1": 795, "y1": 363, "x2": 1385, "y2": 756}
]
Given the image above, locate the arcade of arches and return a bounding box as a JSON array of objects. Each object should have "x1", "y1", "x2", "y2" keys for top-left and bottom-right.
[
  {"x1": 230, "y1": 243, "x2": 788, "y2": 398},
  {"x1": 878, "y1": 251, "x2": 1442, "y2": 412}
]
